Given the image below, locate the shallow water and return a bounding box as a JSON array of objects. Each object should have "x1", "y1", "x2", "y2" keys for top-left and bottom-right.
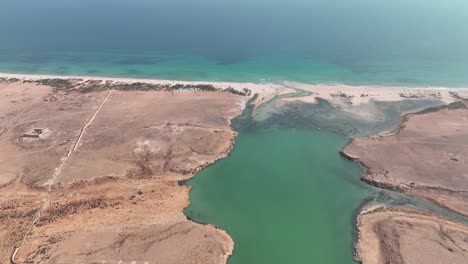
[
  {"x1": 2, "y1": 0, "x2": 468, "y2": 86},
  {"x1": 260, "y1": 98, "x2": 445, "y2": 137}
]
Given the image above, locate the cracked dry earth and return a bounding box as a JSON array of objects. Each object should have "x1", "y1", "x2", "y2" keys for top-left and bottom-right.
[
  {"x1": 343, "y1": 104, "x2": 468, "y2": 264},
  {"x1": 0, "y1": 81, "x2": 243, "y2": 264}
]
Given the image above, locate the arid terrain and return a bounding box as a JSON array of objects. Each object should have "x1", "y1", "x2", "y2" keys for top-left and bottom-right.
[
  {"x1": 343, "y1": 100, "x2": 468, "y2": 263},
  {"x1": 0, "y1": 78, "x2": 246, "y2": 263},
  {"x1": 356, "y1": 206, "x2": 468, "y2": 264},
  {"x1": 343, "y1": 104, "x2": 468, "y2": 217}
]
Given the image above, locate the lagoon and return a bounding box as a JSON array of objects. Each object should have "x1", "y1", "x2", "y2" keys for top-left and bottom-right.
[{"x1": 185, "y1": 129, "x2": 371, "y2": 264}]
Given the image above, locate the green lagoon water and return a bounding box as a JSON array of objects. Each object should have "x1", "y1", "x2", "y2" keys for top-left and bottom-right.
[{"x1": 185, "y1": 129, "x2": 371, "y2": 264}]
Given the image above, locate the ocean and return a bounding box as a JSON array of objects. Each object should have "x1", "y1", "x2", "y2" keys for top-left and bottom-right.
[{"x1": 1, "y1": 0, "x2": 468, "y2": 86}]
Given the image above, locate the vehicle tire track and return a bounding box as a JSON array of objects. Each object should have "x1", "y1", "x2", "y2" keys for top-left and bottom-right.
[
  {"x1": 10, "y1": 90, "x2": 112, "y2": 264},
  {"x1": 44, "y1": 89, "x2": 112, "y2": 187}
]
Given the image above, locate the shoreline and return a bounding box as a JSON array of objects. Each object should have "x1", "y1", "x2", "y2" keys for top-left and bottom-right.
[
  {"x1": 2, "y1": 72, "x2": 468, "y2": 96},
  {"x1": 4, "y1": 72, "x2": 468, "y2": 116},
  {"x1": 0, "y1": 72, "x2": 283, "y2": 95},
  {"x1": 182, "y1": 126, "x2": 240, "y2": 264},
  {"x1": 342, "y1": 100, "x2": 468, "y2": 263},
  {"x1": 281, "y1": 81, "x2": 468, "y2": 105},
  {"x1": 7, "y1": 72, "x2": 467, "y2": 116},
  {"x1": 2, "y1": 72, "x2": 468, "y2": 90}
]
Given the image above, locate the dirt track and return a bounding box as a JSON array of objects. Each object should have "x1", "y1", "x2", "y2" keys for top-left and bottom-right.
[{"x1": 0, "y1": 80, "x2": 243, "y2": 264}]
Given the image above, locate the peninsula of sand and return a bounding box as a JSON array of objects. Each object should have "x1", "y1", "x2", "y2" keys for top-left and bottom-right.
[{"x1": 1, "y1": 73, "x2": 468, "y2": 263}]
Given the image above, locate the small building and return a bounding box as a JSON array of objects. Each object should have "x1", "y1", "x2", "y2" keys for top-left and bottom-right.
[{"x1": 22, "y1": 128, "x2": 44, "y2": 138}]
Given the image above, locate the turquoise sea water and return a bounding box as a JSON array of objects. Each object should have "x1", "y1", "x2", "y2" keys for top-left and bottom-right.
[{"x1": 2, "y1": 0, "x2": 468, "y2": 86}]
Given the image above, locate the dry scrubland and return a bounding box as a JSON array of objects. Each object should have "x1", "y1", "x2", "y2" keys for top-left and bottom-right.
[{"x1": 0, "y1": 79, "x2": 244, "y2": 263}]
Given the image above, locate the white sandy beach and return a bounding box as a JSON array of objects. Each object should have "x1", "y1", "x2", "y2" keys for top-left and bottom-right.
[
  {"x1": 1, "y1": 72, "x2": 468, "y2": 106},
  {"x1": 0, "y1": 72, "x2": 283, "y2": 95},
  {"x1": 283, "y1": 81, "x2": 468, "y2": 105},
  {"x1": 0, "y1": 72, "x2": 291, "y2": 110}
]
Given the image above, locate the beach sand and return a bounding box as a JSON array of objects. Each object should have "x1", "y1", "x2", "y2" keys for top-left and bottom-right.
[
  {"x1": 282, "y1": 81, "x2": 468, "y2": 105},
  {"x1": 2, "y1": 72, "x2": 468, "y2": 107}
]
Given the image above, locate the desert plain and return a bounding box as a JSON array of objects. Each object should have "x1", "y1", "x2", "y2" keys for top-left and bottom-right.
[{"x1": 0, "y1": 77, "x2": 249, "y2": 264}]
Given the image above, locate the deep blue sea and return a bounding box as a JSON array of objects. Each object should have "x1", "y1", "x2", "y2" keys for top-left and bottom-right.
[{"x1": 2, "y1": 0, "x2": 468, "y2": 86}]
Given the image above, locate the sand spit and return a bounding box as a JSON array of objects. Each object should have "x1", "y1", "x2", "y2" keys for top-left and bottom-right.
[
  {"x1": 282, "y1": 81, "x2": 468, "y2": 105},
  {"x1": 3, "y1": 72, "x2": 468, "y2": 109},
  {"x1": 0, "y1": 72, "x2": 284, "y2": 102},
  {"x1": 0, "y1": 79, "x2": 244, "y2": 263}
]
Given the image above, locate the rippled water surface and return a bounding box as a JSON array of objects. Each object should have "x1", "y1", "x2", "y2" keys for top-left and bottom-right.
[{"x1": 2, "y1": 0, "x2": 468, "y2": 86}]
